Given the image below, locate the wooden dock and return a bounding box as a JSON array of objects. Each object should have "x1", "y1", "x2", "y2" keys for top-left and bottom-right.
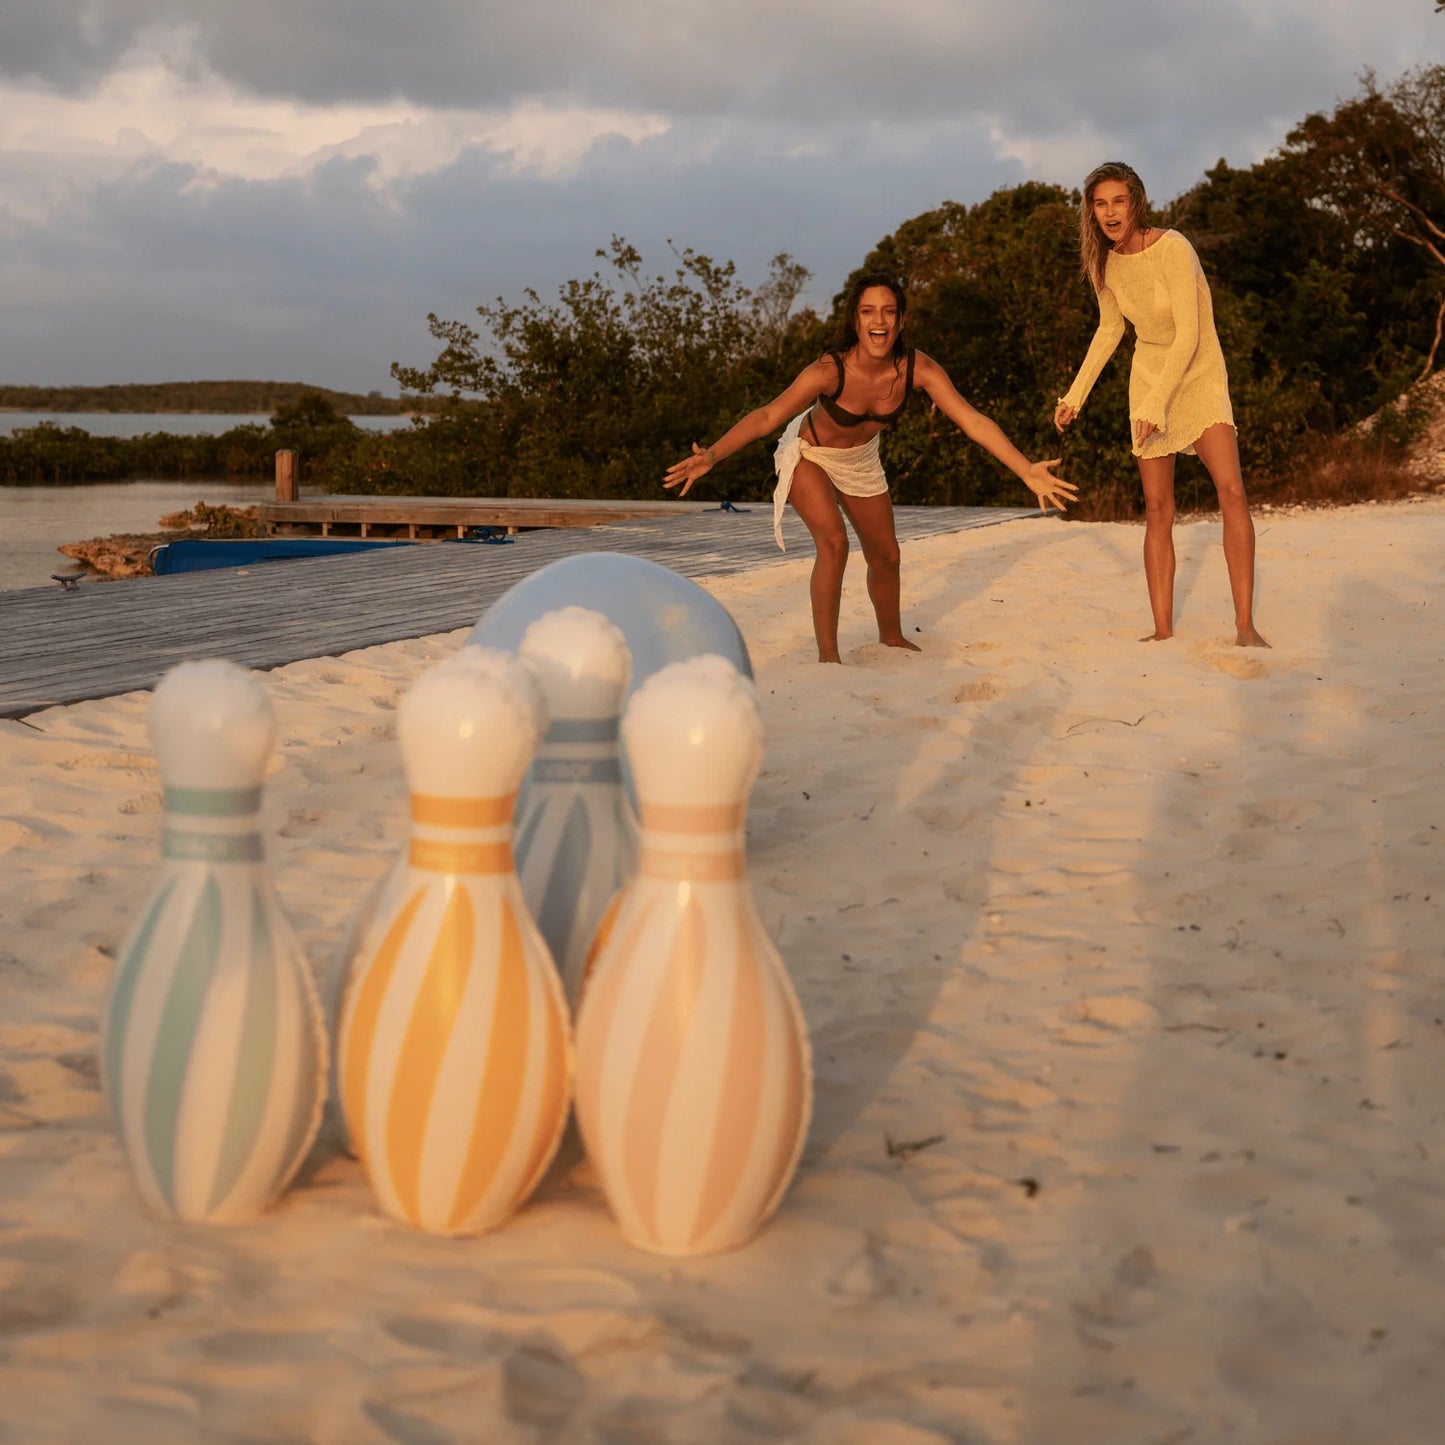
[
  {"x1": 256, "y1": 495, "x2": 709, "y2": 539},
  {"x1": 0, "y1": 504, "x2": 1039, "y2": 719}
]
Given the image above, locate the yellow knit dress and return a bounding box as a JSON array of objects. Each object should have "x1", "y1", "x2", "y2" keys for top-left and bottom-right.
[{"x1": 1059, "y1": 229, "x2": 1234, "y2": 460}]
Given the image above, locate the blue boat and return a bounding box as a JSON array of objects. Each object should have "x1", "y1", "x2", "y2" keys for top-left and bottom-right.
[
  {"x1": 149, "y1": 538, "x2": 411, "y2": 574},
  {"x1": 149, "y1": 530, "x2": 513, "y2": 575}
]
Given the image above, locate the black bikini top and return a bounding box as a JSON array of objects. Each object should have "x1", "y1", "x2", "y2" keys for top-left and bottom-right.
[{"x1": 815, "y1": 347, "x2": 916, "y2": 428}]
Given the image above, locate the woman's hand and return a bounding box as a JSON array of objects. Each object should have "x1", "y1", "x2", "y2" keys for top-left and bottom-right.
[
  {"x1": 1133, "y1": 418, "x2": 1158, "y2": 448},
  {"x1": 1022, "y1": 458, "x2": 1078, "y2": 513},
  {"x1": 1053, "y1": 402, "x2": 1077, "y2": 432},
  {"x1": 663, "y1": 443, "x2": 715, "y2": 496}
]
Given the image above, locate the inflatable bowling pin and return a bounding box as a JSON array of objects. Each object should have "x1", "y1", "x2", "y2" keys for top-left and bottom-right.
[
  {"x1": 574, "y1": 655, "x2": 812, "y2": 1255},
  {"x1": 322, "y1": 851, "x2": 408, "y2": 1155},
  {"x1": 325, "y1": 650, "x2": 549, "y2": 1156},
  {"x1": 515, "y1": 606, "x2": 637, "y2": 1006},
  {"x1": 337, "y1": 648, "x2": 572, "y2": 1235},
  {"x1": 101, "y1": 659, "x2": 326, "y2": 1223}
]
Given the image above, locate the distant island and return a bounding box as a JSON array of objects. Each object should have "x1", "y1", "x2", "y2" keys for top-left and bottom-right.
[{"x1": 0, "y1": 381, "x2": 438, "y2": 415}]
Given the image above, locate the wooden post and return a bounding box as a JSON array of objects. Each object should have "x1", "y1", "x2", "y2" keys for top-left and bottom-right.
[{"x1": 275, "y1": 450, "x2": 299, "y2": 502}]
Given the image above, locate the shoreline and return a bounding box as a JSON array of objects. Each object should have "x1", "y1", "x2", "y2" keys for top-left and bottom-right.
[{"x1": 3, "y1": 495, "x2": 1444, "y2": 1440}]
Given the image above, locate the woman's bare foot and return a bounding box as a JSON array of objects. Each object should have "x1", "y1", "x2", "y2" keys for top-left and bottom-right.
[
  {"x1": 1139, "y1": 630, "x2": 1173, "y2": 642},
  {"x1": 880, "y1": 633, "x2": 922, "y2": 652},
  {"x1": 1236, "y1": 626, "x2": 1270, "y2": 648},
  {"x1": 818, "y1": 650, "x2": 843, "y2": 664}
]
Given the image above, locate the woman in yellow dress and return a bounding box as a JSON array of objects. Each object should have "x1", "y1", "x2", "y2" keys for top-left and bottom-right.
[{"x1": 1054, "y1": 162, "x2": 1268, "y2": 646}]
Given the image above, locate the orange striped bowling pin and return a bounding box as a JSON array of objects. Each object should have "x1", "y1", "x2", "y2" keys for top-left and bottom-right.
[
  {"x1": 574, "y1": 655, "x2": 812, "y2": 1255},
  {"x1": 337, "y1": 648, "x2": 572, "y2": 1235}
]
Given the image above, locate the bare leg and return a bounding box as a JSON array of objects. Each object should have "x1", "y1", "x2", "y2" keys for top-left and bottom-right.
[
  {"x1": 837, "y1": 490, "x2": 919, "y2": 652},
  {"x1": 1192, "y1": 424, "x2": 1268, "y2": 646},
  {"x1": 1137, "y1": 455, "x2": 1177, "y2": 640},
  {"x1": 786, "y1": 460, "x2": 850, "y2": 663}
]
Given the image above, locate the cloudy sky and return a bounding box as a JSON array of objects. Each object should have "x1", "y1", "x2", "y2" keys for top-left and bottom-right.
[{"x1": 0, "y1": 1, "x2": 1436, "y2": 394}]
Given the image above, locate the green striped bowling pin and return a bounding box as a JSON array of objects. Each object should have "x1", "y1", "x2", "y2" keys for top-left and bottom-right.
[
  {"x1": 515, "y1": 607, "x2": 637, "y2": 1008},
  {"x1": 101, "y1": 660, "x2": 326, "y2": 1222}
]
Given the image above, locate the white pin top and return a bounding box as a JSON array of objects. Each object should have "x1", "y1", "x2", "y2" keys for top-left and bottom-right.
[
  {"x1": 149, "y1": 659, "x2": 276, "y2": 792},
  {"x1": 622, "y1": 654, "x2": 762, "y2": 809},
  {"x1": 448, "y1": 644, "x2": 548, "y2": 734},
  {"x1": 398, "y1": 647, "x2": 547, "y2": 799},
  {"x1": 518, "y1": 606, "x2": 631, "y2": 720}
]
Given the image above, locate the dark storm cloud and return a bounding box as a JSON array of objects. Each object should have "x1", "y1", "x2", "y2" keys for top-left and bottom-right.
[
  {"x1": 0, "y1": 118, "x2": 1022, "y2": 390},
  {"x1": 6, "y1": 1, "x2": 1431, "y2": 137},
  {"x1": 0, "y1": 2, "x2": 161, "y2": 87}
]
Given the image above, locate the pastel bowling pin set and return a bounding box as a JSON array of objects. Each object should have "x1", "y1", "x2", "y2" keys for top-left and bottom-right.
[
  {"x1": 574, "y1": 655, "x2": 813, "y2": 1256},
  {"x1": 336, "y1": 649, "x2": 573, "y2": 1236},
  {"x1": 514, "y1": 606, "x2": 637, "y2": 1007},
  {"x1": 101, "y1": 659, "x2": 326, "y2": 1223},
  {"x1": 101, "y1": 592, "x2": 811, "y2": 1254}
]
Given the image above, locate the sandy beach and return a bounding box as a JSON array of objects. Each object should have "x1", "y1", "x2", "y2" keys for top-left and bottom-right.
[{"x1": 3, "y1": 495, "x2": 1443, "y2": 1444}]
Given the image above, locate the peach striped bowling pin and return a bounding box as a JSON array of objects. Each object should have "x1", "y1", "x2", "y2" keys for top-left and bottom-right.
[
  {"x1": 337, "y1": 648, "x2": 572, "y2": 1235},
  {"x1": 514, "y1": 607, "x2": 636, "y2": 1007},
  {"x1": 574, "y1": 655, "x2": 812, "y2": 1255},
  {"x1": 101, "y1": 660, "x2": 326, "y2": 1223}
]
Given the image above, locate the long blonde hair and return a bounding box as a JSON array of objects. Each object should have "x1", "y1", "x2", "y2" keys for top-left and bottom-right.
[{"x1": 1079, "y1": 162, "x2": 1149, "y2": 292}]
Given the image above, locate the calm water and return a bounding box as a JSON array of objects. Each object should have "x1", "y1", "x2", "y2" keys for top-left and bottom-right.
[
  {"x1": 0, "y1": 413, "x2": 418, "y2": 591},
  {"x1": 0, "y1": 480, "x2": 279, "y2": 592},
  {"x1": 0, "y1": 412, "x2": 409, "y2": 437}
]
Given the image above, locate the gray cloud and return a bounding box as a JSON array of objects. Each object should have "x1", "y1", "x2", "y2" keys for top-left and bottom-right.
[
  {"x1": 0, "y1": 3, "x2": 148, "y2": 87},
  {"x1": 0, "y1": 2, "x2": 1436, "y2": 389},
  {"x1": 4, "y1": 1, "x2": 1434, "y2": 133},
  {"x1": 0, "y1": 117, "x2": 1024, "y2": 390}
]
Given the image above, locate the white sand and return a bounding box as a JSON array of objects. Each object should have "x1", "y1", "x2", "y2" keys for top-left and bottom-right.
[{"x1": 3, "y1": 497, "x2": 1444, "y2": 1443}]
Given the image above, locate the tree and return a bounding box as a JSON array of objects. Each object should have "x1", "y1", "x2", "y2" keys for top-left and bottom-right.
[
  {"x1": 376, "y1": 241, "x2": 822, "y2": 499},
  {"x1": 1286, "y1": 65, "x2": 1445, "y2": 376}
]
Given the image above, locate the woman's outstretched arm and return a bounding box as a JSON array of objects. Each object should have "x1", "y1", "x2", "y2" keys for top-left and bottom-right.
[
  {"x1": 663, "y1": 358, "x2": 836, "y2": 496},
  {"x1": 914, "y1": 352, "x2": 1079, "y2": 512},
  {"x1": 1054, "y1": 284, "x2": 1125, "y2": 431}
]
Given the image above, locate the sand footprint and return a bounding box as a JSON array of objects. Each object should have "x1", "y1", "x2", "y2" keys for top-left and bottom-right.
[
  {"x1": 927, "y1": 677, "x2": 1000, "y2": 706},
  {"x1": 117, "y1": 791, "x2": 164, "y2": 816},
  {"x1": 1064, "y1": 995, "x2": 1159, "y2": 1032},
  {"x1": 870, "y1": 713, "x2": 944, "y2": 738},
  {"x1": 1235, "y1": 796, "x2": 1325, "y2": 828},
  {"x1": 954, "y1": 677, "x2": 999, "y2": 702},
  {"x1": 912, "y1": 803, "x2": 986, "y2": 834},
  {"x1": 1204, "y1": 649, "x2": 1270, "y2": 680}
]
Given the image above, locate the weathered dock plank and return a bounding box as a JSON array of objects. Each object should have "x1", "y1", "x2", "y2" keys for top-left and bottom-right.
[
  {"x1": 0, "y1": 505, "x2": 1038, "y2": 719},
  {"x1": 257, "y1": 495, "x2": 713, "y2": 538}
]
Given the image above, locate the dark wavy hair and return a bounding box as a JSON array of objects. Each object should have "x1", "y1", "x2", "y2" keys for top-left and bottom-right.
[
  {"x1": 1079, "y1": 161, "x2": 1150, "y2": 292},
  {"x1": 834, "y1": 272, "x2": 908, "y2": 361}
]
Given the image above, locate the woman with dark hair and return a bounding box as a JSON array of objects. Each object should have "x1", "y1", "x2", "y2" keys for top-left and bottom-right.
[
  {"x1": 1054, "y1": 162, "x2": 1268, "y2": 646},
  {"x1": 665, "y1": 273, "x2": 1075, "y2": 664}
]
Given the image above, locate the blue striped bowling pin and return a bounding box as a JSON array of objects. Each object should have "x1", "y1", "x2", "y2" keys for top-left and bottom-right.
[
  {"x1": 338, "y1": 648, "x2": 573, "y2": 1236},
  {"x1": 574, "y1": 655, "x2": 813, "y2": 1255},
  {"x1": 515, "y1": 606, "x2": 637, "y2": 1007},
  {"x1": 101, "y1": 660, "x2": 326, "y2": 1223}
]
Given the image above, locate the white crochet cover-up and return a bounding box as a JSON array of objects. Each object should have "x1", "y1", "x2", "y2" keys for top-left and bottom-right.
[
  {"x1": 770, "y1": 411, "x2": 888, "y2": 551},
  {"x1": 1059, "y1": 229, "x2": 1235, "y2": 461}
]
